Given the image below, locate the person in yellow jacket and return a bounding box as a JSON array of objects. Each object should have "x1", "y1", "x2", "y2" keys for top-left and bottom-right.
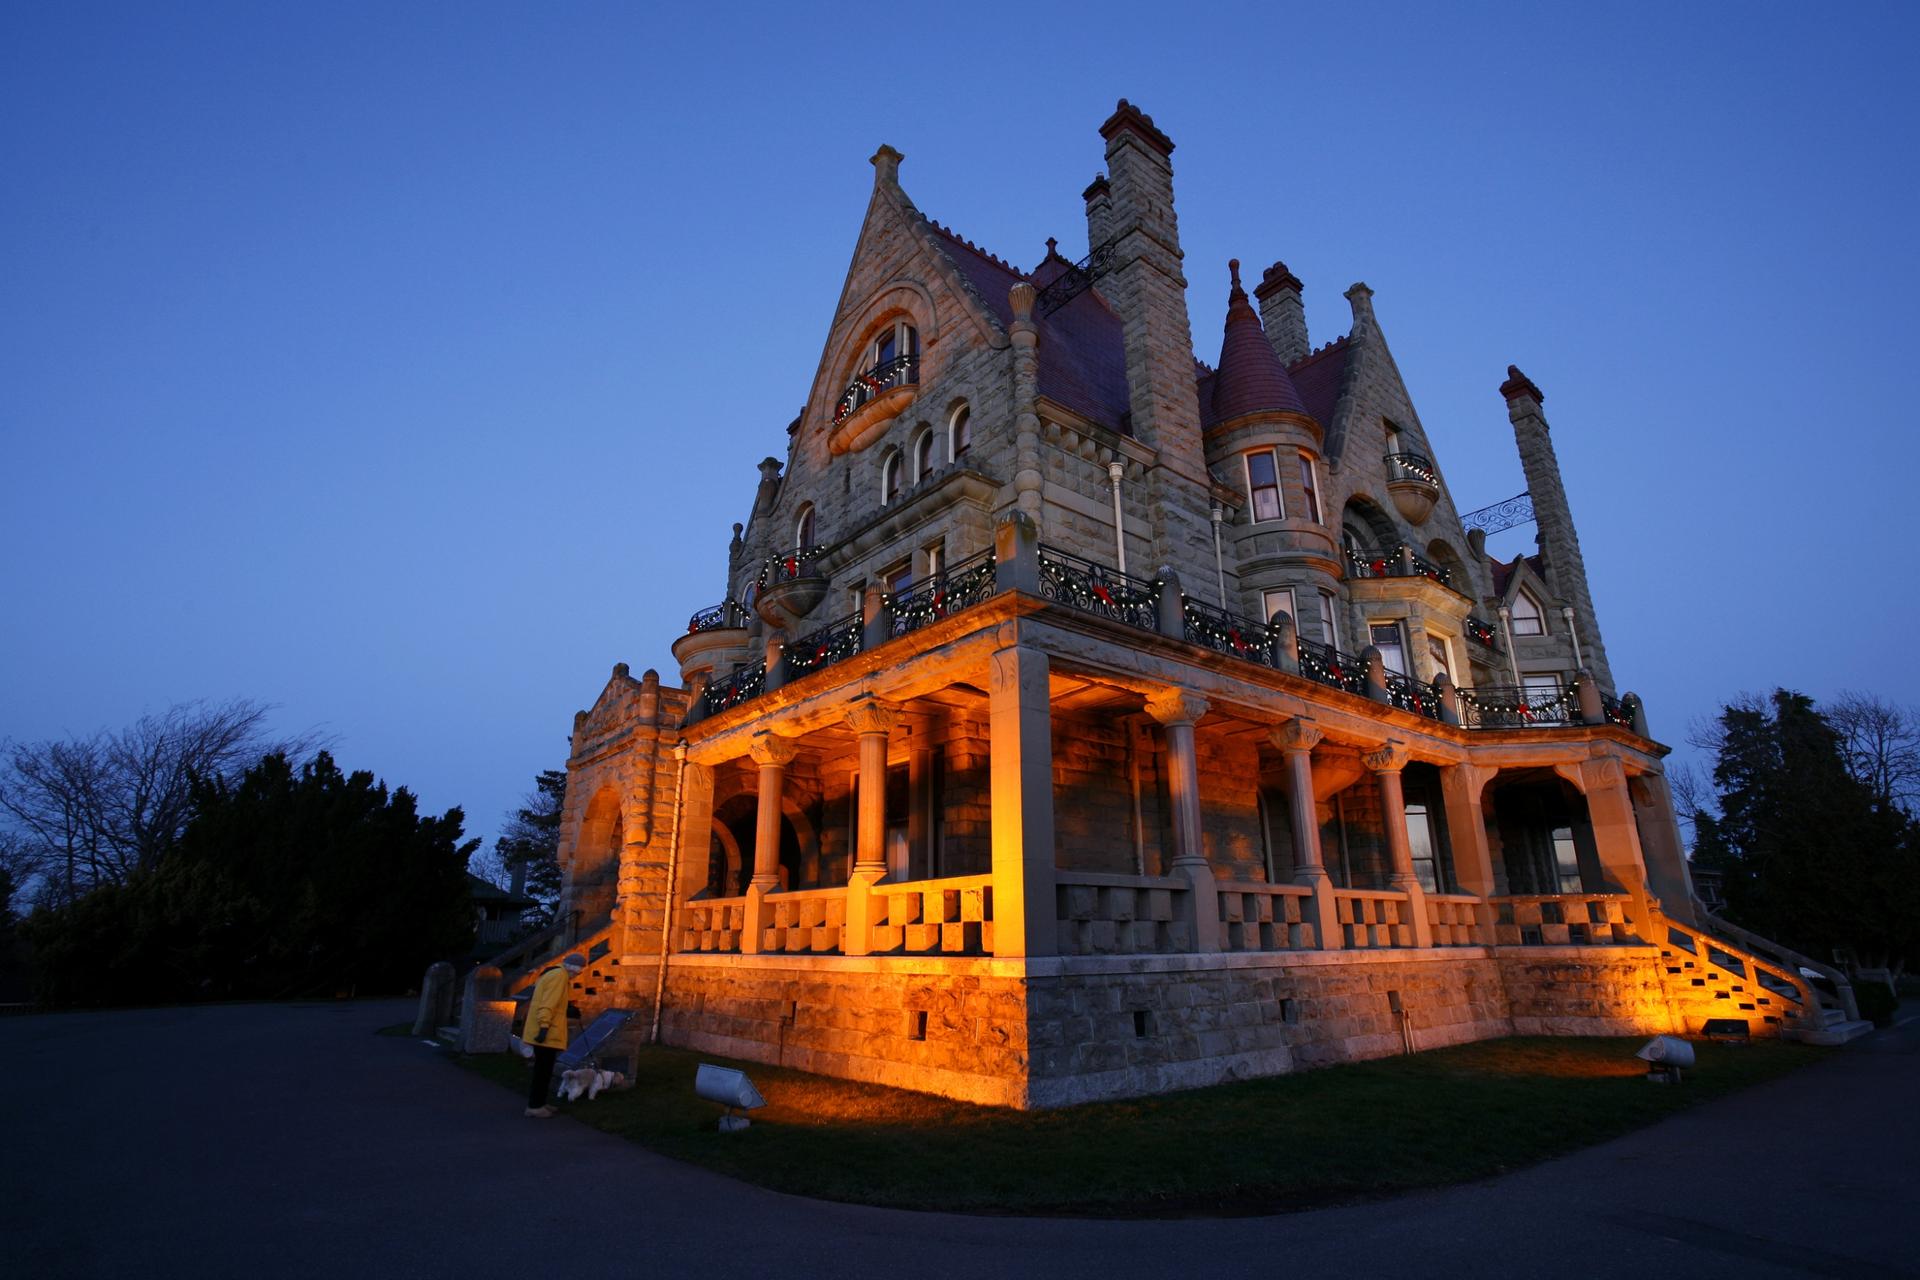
[{"x1": 523, "y1": 953, "x2": 585, "y2": 1118}]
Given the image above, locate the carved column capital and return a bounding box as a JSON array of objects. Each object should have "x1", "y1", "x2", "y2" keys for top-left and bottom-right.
[
  {"x1": 1269, "y1": 718, "x2": 1324, "y2": 754},
  {"x1": 748, "y1": 732, "x2": 798, "y2": 768},
  {"x1": 843, "y1": 696, "x2": 901, "y2": 737},
  {"x1": 1363, "y1": 740, "x2": 1410, "y2": 774},
  {"x1": 1145, "y1": 687, "x2": 1210, "y2": 728}
]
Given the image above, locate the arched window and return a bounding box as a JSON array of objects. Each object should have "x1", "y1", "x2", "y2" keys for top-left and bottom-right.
[
  {"x1": 881, "y1": 450, "x2": 902, "y2": 505},
  {"x1": 793, "y1": 503, "x2": 815, "y2": 552},
  {"x1": 1512, "y1": 589, "x2": 1545, "y2": 636},
  {"x1": 871, "y1": 320, "x2": 919, "y2": 369},
  {"x1": 949, "y1": 404, "x2": 971, "y2": 459},
  {"x1": 913, "y1": 428, "x2": 935, "y2": 483}
]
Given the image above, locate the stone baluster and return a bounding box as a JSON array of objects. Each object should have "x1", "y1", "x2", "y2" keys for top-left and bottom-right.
[
  {"x1": 1432, "y1": 671, "x2": 1461, "y2": 725},
  {"x1": 1365, "y1": 740, "x2": 1433, "y2": 947},
  {"x1": 740, "y1": 732, "x2": 797, "y2": 955},
  {"x1": 861, "y1": 581, "x2": 891, "y2": 652},
  {"x1": 842, "y1": 697, "x2": 899, "y2": 956},
  {"x1": 1270, "y1": 718, "x2": 1340, "y2": 950},
  {"x1": 1147, "y1": 687, "x2": 1219, "y2": 952}
]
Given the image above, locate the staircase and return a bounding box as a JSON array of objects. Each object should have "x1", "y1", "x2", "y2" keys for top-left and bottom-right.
[{"x1": 1677, "y1": 905, "x2": 1875, "y2": 1046}]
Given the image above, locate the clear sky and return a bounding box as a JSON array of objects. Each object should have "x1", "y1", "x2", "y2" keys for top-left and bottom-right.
[{"x1": 3, "y1": 2, "x2": 1915, "y2": 854}]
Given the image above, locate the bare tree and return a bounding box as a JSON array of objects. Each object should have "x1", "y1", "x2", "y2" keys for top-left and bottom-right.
[
  {"x1": 1828, "y1": 691, "x2": 1920, "y2": 815},
  {"x1": 0, "y1": 699, "x2": 320, "y2": 908},
  {"x1": 1666, "y1": 761, "x2": 1714, "y2": 844}
]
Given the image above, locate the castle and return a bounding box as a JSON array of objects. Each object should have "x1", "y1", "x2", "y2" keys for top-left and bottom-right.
[{"x1": 498, "y1": 102, "x2": 1864, "y2": 1107}]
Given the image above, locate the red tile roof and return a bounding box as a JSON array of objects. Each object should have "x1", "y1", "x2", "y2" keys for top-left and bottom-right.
[
  {"x1": 1286, "y1": 336, "x2": 1351, "y2": 433},
  {"x1": 1203, "y1": 259, "x2": 1309, "y2": 427}
]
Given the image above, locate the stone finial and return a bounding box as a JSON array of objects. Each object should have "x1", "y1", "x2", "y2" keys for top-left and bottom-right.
[
  {"x1": 1228, "y1": 258, "x2": 1243, "y2": 293},
  {"x1": 870, "y1": 144, "x2": 904, "y2": 186},
  {"x1": 1499, "y1": 364, "x2": 1544, "y2": 406},
  {"x1": 1255, "y1": 261, "x2": 1304, "y2": 300},
  {"x1": 748, "y1": 731, "x2": 798, "y2": 768},
  {"x1": 844, "y1": 696, "x2": 900, "y2": 737},
  {"x1": 1270, "y1": 718, "x2": 1323, "y2": 753},
  {"x1": 1098, "y1": 98, "x2": 1175, "y2": 155},
  {"x1": 1345, "y1": 282, "x2": 1376, "y2": 324},
  {"x1": 1363, "y1": 740, "x2": 1410, "y2": 773},
  {"x1": 757, "y1": 457, "x2": 783, "y2": 481},
  {"x1": 1009, "y1": 280, "x2": 1036, "y2": 323},
  {"x1": 1145, "y1": 687, "x2": 1210, "y2": 727},
  {"x1": 612, "y1": 662, "x2": 630, "y2": 680},
  {"x1": 1044, "y1": 236, "x2": 1060, "y2": 261}
]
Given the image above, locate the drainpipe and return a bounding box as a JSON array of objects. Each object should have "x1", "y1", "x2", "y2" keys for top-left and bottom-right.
[
  {"x1": 1562, "y1": 605, "x2": 1583, "y2": 669},
  {"x1": 648, "y1": 741, "x2": 690, "y2": 1046},
  {"x1": 1210, "y1": 503, "x2": 1227, "y2": 606},
  {"x1": 1107, "y1": 461, "x2": 1127, "y2": 573},
  {"x1": 1498, "y1": 604, "x2": 1522, "y2": 686}
]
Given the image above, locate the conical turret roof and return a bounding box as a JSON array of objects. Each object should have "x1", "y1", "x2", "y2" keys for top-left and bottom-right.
[{"x1": 1208, "y1": 259, "x2": 1310, "y2": 423}]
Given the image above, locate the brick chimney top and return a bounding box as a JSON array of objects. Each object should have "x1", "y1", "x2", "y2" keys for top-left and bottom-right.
[
  {"x1": 1500, "y1": 364, "x2": 1544, "y2": 405},
  {"x1": 1082, "y1": 172, "x2": 1110, "y2": 201},
  {"x1": 1099, "y1": 99, "x2": 1174, "y2": 155},
  {"x1": 1255, "y1": 261, "x2": 1304, "y2": 300}
]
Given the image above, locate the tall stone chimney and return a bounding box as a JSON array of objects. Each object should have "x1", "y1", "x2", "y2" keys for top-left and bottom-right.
[
  {"x1": 1083, "y1": 173, "x2": 1113, "y2": 250},
  {"x1": 1255, "y1": 262, "x2": 1308, "y2": 365},
  {"x1": 1501, "y1": 366, "x2": 1614, "y2": 692}
]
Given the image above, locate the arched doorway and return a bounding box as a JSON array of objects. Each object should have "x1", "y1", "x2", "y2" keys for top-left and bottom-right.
[
  {"x1": 570, "y1": 787, "x2": 623, "y2": 935},
  {"x1": 1486, "y1": 771, "x2": 1602, "y2": 895},
  {"x1": 707, "y1": 794, "x2": 805, "y2": 894}
]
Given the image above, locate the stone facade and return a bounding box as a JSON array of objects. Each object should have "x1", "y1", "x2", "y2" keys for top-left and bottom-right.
[{"x1": 508, "y1": 102, "x2": 1855, "y2": 1109}]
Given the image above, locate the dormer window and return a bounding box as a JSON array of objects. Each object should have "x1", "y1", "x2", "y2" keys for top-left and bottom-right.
[
  {"x1": 1512, "y1": 588, "x2": 1545, "y2": 636},
  {"x1": 793, "y1": 503, "x2": 816, "y2": 552}
]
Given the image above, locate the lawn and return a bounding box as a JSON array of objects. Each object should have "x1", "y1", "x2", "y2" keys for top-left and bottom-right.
[{"x1": 444, "y1": 1033, "x2": 1821, "y2": 1216}]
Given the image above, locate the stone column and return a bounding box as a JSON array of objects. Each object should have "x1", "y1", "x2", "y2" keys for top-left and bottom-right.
[
  {"x1": 1365, "y1": 740, "x2": 1433, "y2": 947},
  {"x1": 1009, "y1": 282, "x2": 1043, "y2": 526},
  {"x1": 842, "y1": 697, "x2": 899, "y2": 956},
  {"x1": 1565, "y1": 754, "x2": 1652, "y2": 917},
  {"x1": 1439, "y1": 762, "x2": 1498, "y2": 945},
  {"x1": 740, "y1": 732, "x2": 796, "y2": 955},
  {"x1": 989, "y1": 643, "x2": 1056, "y2": 957},
  {"x1": 1271, "y1": 718, "x2": 1340, "y2": 950},
  {"x1": 1631, "y1": 771, "x2": 1697, "y2": 924},
  {"x1": 1147, "y1": 687, "x2": 1220, "y2": 952}
]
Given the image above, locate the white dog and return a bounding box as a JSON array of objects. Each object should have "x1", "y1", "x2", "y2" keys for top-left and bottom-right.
[{"x1": 556, "y1": 1067, "x2": 628, "y2": 1102}]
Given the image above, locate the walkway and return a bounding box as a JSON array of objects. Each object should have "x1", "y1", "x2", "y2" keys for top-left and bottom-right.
[{"x1": 3, "y1": 1000, "x2": 1914, "y2": 1278}]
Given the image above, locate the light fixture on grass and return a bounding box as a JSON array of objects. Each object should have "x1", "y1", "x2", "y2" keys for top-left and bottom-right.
[
  {"x1": 695, "y1": 1063, "x2": 766, "y2": 1132},
  {"x1": 1635, "y1": 1035, "x2": 1695, "y2": 1084}
]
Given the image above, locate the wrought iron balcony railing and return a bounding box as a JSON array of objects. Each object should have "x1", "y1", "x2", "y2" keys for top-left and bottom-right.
[
  {"x1": 1182, "y1": 598, "x2": 1278, "y2": 668},
  {"x1": 1464, "y1": 616, "x2": 1500, "y2": 649},
  {"x1": 702, "y1": 660, "x2": 766, "y2": 717},
  {"x1": 1601, "y1": 691, "x2": 1638, "y2": 730},
  {"x1": 1459, "y1": 684, "x2": 1576, "y2": 729},
  {"x1": 1037, "y1": 544, "x2": 1161, "y2": 631},
  {"x1": 1384, "y1": 451, "x2": 1439, "y2": 486},
  {"x1": 832, "y1": 353, "x2": 920, "y2": 425},
  {"x1": 782, "y1": 612, "x2": 864, "y2": 682},
  {"x1": 886, "y1": 549, "x2": 997, "y2": 639},
  {"x1": 758, "y1": 545, "x2": 831, "y2": 588},
  {"x1": 686, "y1": 600, "x2": 747, "y2": 634},
  {"x1": 1296, "y1": 638, "x2": 1370, "y2": 698},
  {"x1": 1345, "y1": 543, "x2": 1452, "y2": 588}
]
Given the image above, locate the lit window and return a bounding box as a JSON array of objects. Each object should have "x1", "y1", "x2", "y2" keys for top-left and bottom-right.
[
  {"x1": 793, "y1": 504, "x2": 815, "y2": 552},
  {"x1": 1405, "y1": 802, "x2": 1445, "y2": 892},
  {"x1": 873, "y1": 320, "x2": 919, "y2": 368},
  {"x1": 1262, "y1": 587, "x2": 1295, "y2": 625},
  {"x1": 884, "y1": 560, "x2": 912, "y2": 594},
  {"x1": 1244, "y1": 449, "x2": 1284, "y2": 522},
  {"x1": 1370, "y1": 622, "x2": 1407, "y2": 675},
  {"x1": 913, "y1": 429, "x2": 935, "y2": 482},
  {"x1": 949, "y1": 404, "x2": 971, "y2": 458},
  {"x1": 1317, "y1": 592, "x2": 1339, "y2": 647},
  {"x1": 1427, "y1": 633, "x2": 1452, "y2": 682},
  {"x1": 882, "y1": 451, "x2": 902, "y2": 505},
  {"x1": 923, "y1": 541, "x2": 944, "y2": 580},
  {"x1": 1512, "y1": 590, "x2": 1545, "y2": 636},
  {"x1": 1298, "y1": 453, "x2": 1322, "y2": 524}
]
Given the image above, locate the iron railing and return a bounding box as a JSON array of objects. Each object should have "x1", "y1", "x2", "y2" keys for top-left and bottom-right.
[
  {"x1": 1460, "y1": 684, "x2": 1576, "y2": 729},
  {"x1": 1345, "y1": 544, "x2": 1452, "y2": 588},
  {"x1": 886, "y1": 549, "x2": 997, "y2": 638},
  {"x1": 1464, "y1": 616, "x2": 1500, "y2": 649},
  {"x1": 782, "y1": 612, "x2": 864, "y2": 682},
  {"x1": 1602, "y1": 691, "x2": 1638, "y2": 730},
  {"x1": 1182, "y1": 598, "x2": 1277, "y2": 668},
  {"x1": 1037, "y1": 544, "x2": 1160, "y2": 631},
  {"x1": 702, "y1": 660, "x2": 766, "y2": 717},
  {"x1": 1384, "y1": 451, "x2": 1439, "y2": 486},
  {"x1": 1296, "y1": 638, "x2": 1369, "y2": 697},
  {"x1": 686, "y1": 600, "x2": 746, "y2": 634},
  {"x1": 758, "y1": 545, "x2": 831, "y2": 589},
  {"x1": 832, "y1": 353, "x2": 919, "y2": 424},
  {"x1": 1384, "y1": 671, "x2": 1444, "y2": 720},
  {"x1": 1035, "y1": 238, "x2": 1118, "y2": 316}
]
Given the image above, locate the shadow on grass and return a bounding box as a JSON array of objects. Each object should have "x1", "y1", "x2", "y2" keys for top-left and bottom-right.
[{"x1": 448, "y1": 1035, "x2": 1820, "y2": 1216}]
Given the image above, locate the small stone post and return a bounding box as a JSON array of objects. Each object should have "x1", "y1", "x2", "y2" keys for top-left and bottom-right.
[
  {"x1": 1154, "y1": 567, "x2": 1185, "y2": 639},
  {"x1": 1267, "y1": 610, "x2": 1299, "y2": 674},
  {"x1": 412, "y1": 961, "x2": 456, "y2": 1037},
  {"x1": 861, "y1": 581, "x2": 891, "y2": 651},
  {"x1": 994, "y1": 511, "x2": 1040, "y2": 595},
  {"x1": 1574, "y1": 668, "x2": 1606, "y2": 725},
  {"x1": 1433, "y1": 671, "x2": 1461, "y2": 726},
  {"x1": 1361, "y1": 645, "x2": 1391, "y2": 704}
]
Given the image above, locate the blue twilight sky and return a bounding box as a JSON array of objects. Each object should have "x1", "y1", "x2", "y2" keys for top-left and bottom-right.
[{"x1": 3, "y1": 2, "x2": 1916, "y2": 855}]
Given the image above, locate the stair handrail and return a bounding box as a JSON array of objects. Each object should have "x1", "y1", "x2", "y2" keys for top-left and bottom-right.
[
  {"x1": 507, "y1": 919, "x2": 621, "y2": 997},
  {"x1": 1692, "y1": 903, "x2": 1859, "y2": 1022},
  {"x1": 1660, "y1": 909, "x2": 1825, "y2": 1032},
  {"x1": 479, "y1": 919, "x2": 567, "y2": 982}
]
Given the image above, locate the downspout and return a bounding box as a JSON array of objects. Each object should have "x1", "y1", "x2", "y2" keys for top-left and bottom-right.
[
  {"x1": 1498, "y1": 605, "x2": 1522, "y2": 686},
  {"x1": 1107, "y1": 461, "x2": 1128, "y2": 573},
  {"x1": 1210, "y1": 503, "x2": 1227, "y2": 605},
  {"x1": 1562, "y1": 605, "x2": 1584, "y2": 669},
  {"x1": 648, "y1": 740, "x2": 690, "y2": 1046}
]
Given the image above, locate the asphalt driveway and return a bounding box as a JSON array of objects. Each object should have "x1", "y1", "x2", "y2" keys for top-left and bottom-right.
[{"x1": 3, "y1": 999, "x2": 1914, "y2": 1278}]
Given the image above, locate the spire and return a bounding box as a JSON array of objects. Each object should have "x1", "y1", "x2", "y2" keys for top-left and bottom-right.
[{"x1": 1211, "y1": 259, "x2": 1310, "y2": 422}]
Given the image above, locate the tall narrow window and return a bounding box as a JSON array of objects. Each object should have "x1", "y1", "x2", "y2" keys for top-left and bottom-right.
[
  {"x1": 873, "y1": 321, "x2": 918, "y2": 368},
  {"x1": 1317, "y1": 591, "x2": 1339, "y2": 648},
  {"x1": 1370, "y1": 621, "x2": 1407, "y2": 675},
  {"x1": 1427, "y1": 633, "x2": 1452, "y2": 682},
  {"x1": 1297, "y1": 452, "x2": 1322, "y2": 523},
  {"x1": 949, "y1": 404, "x2": 971, "y2": 458},
  {"x1": 1262, "y1": 587, "x2": 1295, "y2": 626},
  {"x1": 1245, "y1": 449, "x2": 1284, "y2": 522},
  {"x1": 1405, "y1": 802, "x2": 1445, "y2": 892},
  {"x1": 1512, "y1": 589, "x2": 1545, "y2": 636},
  {"x1": 923, "y1": 540, "x2": 944, "y2": 580},
  {"x1": 913, "y1": 429, "x2": 935, "y2": 482},
  {"x1": 882, "y1": 451, "x2": 902, "y2": 505},
  {"x1": 793, "y1": 504, "x2": 815, "y2": 552}
]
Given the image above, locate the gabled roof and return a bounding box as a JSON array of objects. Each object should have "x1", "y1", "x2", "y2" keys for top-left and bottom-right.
[
  {"x1": 1201, "y1": 260, "x2": 1310, "y2": 427},
  {"x1": 1490, "y1": 552, "x2": 1546, "y2": 599},
  {"x1": 924, "y1": 222, "x2": 1132, "y2": 431},
  {"x1": 1286, "y1": 336, "x2": 1351, "y2": 432}
]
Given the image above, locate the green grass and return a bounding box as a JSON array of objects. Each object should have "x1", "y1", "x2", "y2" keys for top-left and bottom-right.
[{"x1": 448, "y1": 1034, "x2": 1820, "y2": 1215}]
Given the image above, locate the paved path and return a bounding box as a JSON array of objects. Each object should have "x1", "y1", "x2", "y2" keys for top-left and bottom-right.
[{"x1": 3, "y1": 1001, "x2": 1915, "y2": 1278}]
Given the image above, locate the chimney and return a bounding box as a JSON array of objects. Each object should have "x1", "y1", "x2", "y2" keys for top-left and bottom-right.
[
  {"x1": 1083, "y1": 173, "x2": 1112, "y2": 249},
  {"x1": 1255, "y1": 261, "x2": 1308, "y2": 365}
]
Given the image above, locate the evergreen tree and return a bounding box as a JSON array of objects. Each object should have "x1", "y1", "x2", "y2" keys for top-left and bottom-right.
[{"x1": 491, "y1": 769, "x2": 565, "y2": 928}]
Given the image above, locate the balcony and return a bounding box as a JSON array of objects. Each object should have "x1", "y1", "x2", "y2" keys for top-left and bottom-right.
[
  {"x1": 1345, "y1": 543, "x2": 1452, "y2": 589},
  {"x1": 828, "y1": 353, "x2": 920, "y2": 455},
  {"x1": 754, "y1": 546, "x2": 832, "y2": 629},
  {"x1": 1384, "y1": 451, "x2": 1440, "y2": 524},
  {"x1": 670, "y1": 600, "x2": 754, "y2": 686}
]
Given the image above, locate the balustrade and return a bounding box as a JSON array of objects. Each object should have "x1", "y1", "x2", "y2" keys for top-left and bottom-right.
[
  {"x1": 868, "y1": 874, "x2": 994, "y2": 954},
  {"x1": 701, "y1": 660, "x2": 765, "y2": 717},
  {"x1": 756, "y1": 886, "x2": 849, "y2": 954},
  {"x1": 1459, "y1": 684, "x2": 1576, "y2": 729},
  {"x1": 1182, "y1": 599, "x2": 1278, "y2": 667},
  {"x1": 1216, "y1": 881, "x2": 1316, "y2": 952},
  {"x1": 1296, "y1": 637, "x2": 1369, "y2": 697},
  {"x1": 1054, "y1": 871, "x2": 1191, "y2": 955},
  {"x1": 686, "y1": 600, "x2": 746, "y2": 634},
  {"x1": 1383, "y1": 670, "x2": 1443, "y2": 719},
  {"x1": 758, "y1": 545, "x2": 831, "y2": 588},
  {"x1": 833, "y1": 353, "x2": 919, "y2": 424},
  {"x1": 1424, "y1": 893, "x2": 1490, "y2": 946},
  {"x1": 1345, "y1": 543, "x2": 1452, "y2": 587},
  {"x1": 1490, "y1": 893, "x2": 1638, "y2": 945},
  {"x1": 1383, "y1": 451, "x2": 1439, "y2": 486},
  {"x1": 886, "y1": 549, "x2": 997, "y2": 638},
  {"x1": 680, "y1": 896, "x2": 749, "y2": 952},
  {"x1": 1037, "y1": 544, "x2": 1161, "y2": 631},
  {"x1": 781, "y1": 612, "x2": 863, "y2": 682},
  {"x1": 1333, "y1": 888, "x2": 1415, "y2": 949}
]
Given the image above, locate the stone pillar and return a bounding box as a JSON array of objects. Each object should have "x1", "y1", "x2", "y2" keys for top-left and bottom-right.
[
  {"x1": 842, "y1": 698, "x2": 899, "y2": 956},
  {"x1": 1271, "y1": 718, "x2": 1340, "y2": 950},
  {"x1": 1440, "y1": 762, "x2": 1498, "y2": 944},
  {"x1": 1365, "y1": 740, "x2": 1432, "y2": 947},
  {"x1": 1266, "y1": 609, "x2": 1299, "y2": 675},
  {"x1": 1009, "y1": 282, "x2": 1043, "y2": 526},
  {"x1": 994, "y1": 510, "x2": 1040, "y2": 595},
  {"x1": 1632, "y1": 772, "x2": 1697, "y2": 925},
  {"x1": 909, "y1": 739, "x2": 935, "y2": 878},
  {"x1": 1147, "y1": 687, "x2": 1219, "y2": 952},
  {"x1": 989, "y1": 643, "x2": 1056, "y2": 958},
  {"x1": 740, "y1": 732, "x2": 796, "y2": 955},
  {"x1": 1561, "y1": 755, "x2": 1651, "y2": 913}
]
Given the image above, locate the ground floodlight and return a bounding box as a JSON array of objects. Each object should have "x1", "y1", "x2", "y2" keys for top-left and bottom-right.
[
  {"x1": 695, "y1": 1063, "x2": 766, "y2": 1132},
  {"x1": 1635, "y1": 1035, "x2": 1696, "y2": 1083}
]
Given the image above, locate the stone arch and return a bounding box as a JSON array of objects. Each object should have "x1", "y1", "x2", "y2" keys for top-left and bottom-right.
[
  {"x1": 1340, "y1": 496, "x2": 1399, "y2": 553},
  {"x1": 570, "y1": 785, "x2": 623, "y2": 933},
  {"x1": 1426, "y1": 536, "x2": 1465, "y2": 583},
  {"x1": 706, "y1": 792, "x2": 811, "y2": 894},
  {"x1": 1482, "y1": 769, "x2": 1602, "y2": 896}
]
